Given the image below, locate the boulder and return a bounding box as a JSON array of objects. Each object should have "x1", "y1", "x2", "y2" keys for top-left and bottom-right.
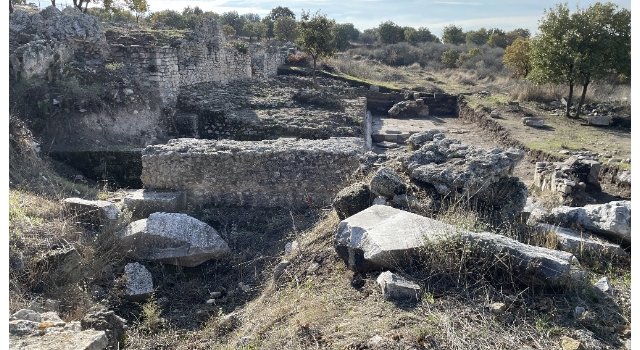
[
  {"x1": 369, "y1": 167, "x2": 406, "y2": 199},
  {"x1": 538, "y1": 224, "x2": 627, "y2": 257},
  {"x1": 376, "y1": 271, "x2": 421, "y2": 303},
  {"x1": 592, "y1": 277, "x2": 613, "y2": 296},
  {"x1": 122, "y1": 189, "x2": 187, "y2": 220},
  {"x1": 388, "y1": 100, "x2": 429, "y2": 118},
  {"x1": 548, "y1": 201, "x2": 631, "y2": 244},
  {"x1": 335, "y1": 205, "x2": 580, "y2": 285},
  {"x1": 123, "y1": 262, "x2": 154, "y2": 300},
  {"x1": 62, "y1": 198, "x2": 122, "y2": 229},
  {"x1": 9, "y1": 329, "x2": 108, "y2": 350},
  {"x1": 118, "y1": 213, "x2": 231, "y2": 267},
  {"x1": 81, "y1": 307, "x2": 128, "y2": 349},
  {"x1": 332, "y1": 182, "x2": 371, "y2": 220},
  {"x1": 588, "y1": 115, "x2": 611, "y2": 126},
  {"x1": 522, "y1": 117, "x2": 544, "y2": 127}
]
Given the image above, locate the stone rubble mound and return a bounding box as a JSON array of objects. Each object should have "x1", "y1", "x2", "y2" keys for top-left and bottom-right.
[
  {"x1": 292, "y1": 89, "x2": 344, "y2": 110},
  {"x1": 335, "y1": 205, "x2": 580, "y2": 286},
  {"x1": 406, "y1": 129, "x2": 445, "y2": 150},
  {"x1": 403, "y1": 135, "x2": 526, "y2": 220},
  {"x1": 118, "y1": 212, "x2": 231, "y2": 267},
  {"x1": 533, "y1": 153, "x2": 602, "y2": 206}
]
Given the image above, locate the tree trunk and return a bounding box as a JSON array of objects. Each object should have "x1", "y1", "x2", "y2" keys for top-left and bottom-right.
[
  {"x1": 565, "y1": 81, "x2": 574, "y2": 118},
  {"x1": 83, "y1": 0, "x2": 88, "y2": 13},
  {"x1": 10, "y1": 0, "x2": 13, "y2": 14},
  {"x1": 51, "y1": 0, "x2": 55, "y2": 7},
  {"x1": 575, "y1": 79, "x2": 590, "y2": 118},
  {"x1": 312, "y1": 56, "x2": 318, "y2": 89}
]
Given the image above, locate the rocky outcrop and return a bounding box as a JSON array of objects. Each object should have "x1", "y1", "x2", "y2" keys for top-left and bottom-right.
[
  {"x1": 335, "y1": 205, "x2": 580, "y2": 286},
  {"x1": 118, "y1": 212, "x2": 231, "y2": 267}
]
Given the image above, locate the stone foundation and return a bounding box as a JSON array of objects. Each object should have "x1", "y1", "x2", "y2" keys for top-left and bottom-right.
[{"x1": 141, "y1": 137, "x2": 364, "y2": 209}]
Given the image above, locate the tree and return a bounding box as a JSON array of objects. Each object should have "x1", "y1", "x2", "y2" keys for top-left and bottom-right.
[
  {"x1": 126, "y1": 0, "x2": 148, "y2": 23},
  {"x1": 377, "y1": 21, "x2": 404, "y2": 44},
  {"x1": 243, "y1": 22, "x2": 267, "y2": 42},
  {"x1": 72, "y1": 0, "x2": 91, "y2": 13},
  {"x1": 264, "y1": 6, "x2": 296, "y2": 39},
  {"x1": 487, "y1": 32, "x2": 508, "y2": 48},
  {"x1": 296, "y1": 10, "x2": 337, "y2": 89},
  {"x1": 222, "y1": 24, "x2": 236, "y2": 37},
  {"x1": 441, "y1": 49, "x2": 460, "y2": 68},
  {"x1": 221, "y1": 11, "x2": 246, "y2": 35},
  {"x1": 503, "y1": 38, "x2": 531, "y2": 78},
  {"x1": 465, "y1": 28, "x2": 489, "y2": 45},
  {"x1": 529, "y1": 2, "x2": 630, "y2": 118},
  {"x1": 242, "y1": 13, "x2": 261, "y2": 23},
  {"x1": 441, "y1": 24, "x2": 465, "y2": 44},
  {"x1": 332, "y1": 23, "x2": 352, "y2": 50},
  {"x1": 274, "y1": 17, "x2": 298, "y2": 42}
]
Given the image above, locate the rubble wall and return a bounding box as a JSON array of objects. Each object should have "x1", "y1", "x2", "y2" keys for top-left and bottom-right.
[
  {"x1": 250, "y1": 46, "x2": 289, "y2": 78},
  {"x1": 141, "y1": 138, "x2": 364, "y2": 208}
]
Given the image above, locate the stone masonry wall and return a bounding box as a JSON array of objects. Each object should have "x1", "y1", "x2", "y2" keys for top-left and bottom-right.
[
  {"x1": 141, "y1": 137, "x2": 364, "y2": 209},
  {"x1": 250, "y1": 45, "x2": 289, "y2": 78}
]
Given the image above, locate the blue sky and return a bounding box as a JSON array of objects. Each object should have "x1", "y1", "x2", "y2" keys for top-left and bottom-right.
[{"x1": 40, "y1": 0, "x2": 631, "y2": 38}]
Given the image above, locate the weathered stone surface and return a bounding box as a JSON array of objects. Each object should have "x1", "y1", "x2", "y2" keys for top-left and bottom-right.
[
  {"x1": 548, "y1": 201, "x2": 631, "y2": 244},
  {"x1": 118, "y1": 212, "x2": 230, "y2": 267},
  {"x1": 81, "y1": 307, "x2": 128, "y2": 349},
  {"x1": 62, "y1": 198, "x2": 122, "y2": 228},
  {"x1": 405, "y1": 137, "x2": 523, "y2": 195},
  {"x1": 332, "y1": 182, "x2": 371, "y2": 220},
  {"x1": 588, "y1": 115, "x2": 611, "y2": 126},
  {"x1": 388, "y1": 100, "x2": 429, "y2": 118},
  {"x1": 335, "y1": 205, "x2": 579, "y2": 285},
  {"x1": 404, "y1": 137, "x2": 526, "y2": 220},
  {"x1": 122, "y1": 189, "x2": 186, "y2": 220},
  {"x1": 533, "y1": 155, "x2": 601, "y2": 206},
  {"x1": 405, "y1": 129, "x2": 445, "y2": 150},
  {"x1": 10, "y1": 309, "x2": 42, "y2": 323},
  {"x1": 376, "y1": 271, "x2": 421, "y2": 302},
  {"x1": 9, "y1": 320, "x2": 40, "y2": 336},
  {"x1": 9, "y1": 329, "x2": 108, "y2": 350},
  {"x1": 538, "y1": 224, "x2": 627, "y2": 257},
  {"x1": 123, "y1": 262, "x2": 154, "y2": 300},
  {"x1": 369, "y1": 167, "x2": 406, "y2": 199},
  {"x1": 522, "y1": 117, "x2": 544, "y2": 127},
  {"x1": 593, "y1": 277, "x2": 613, "y2": 296},
  {"x1": 141, "y1": 138, "x2": 363, "y2": 209},
  {"x1": 9, "y1": 39, "x2": 73, "y2": 81},
  {"x1": 35, "y1": 247, "x2": 85, "y2": 285}
]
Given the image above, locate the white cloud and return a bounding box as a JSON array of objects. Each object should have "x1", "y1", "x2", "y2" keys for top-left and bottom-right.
[{"x1": 433, "y1": 1, "x2": 481, "y2": 5}]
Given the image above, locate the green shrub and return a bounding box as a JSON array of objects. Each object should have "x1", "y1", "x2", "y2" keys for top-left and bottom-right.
[
  {"x1": 230, "y1": 41, "x2": 249, "y2": 54},
  {"x1": 441, "y1": 49, "x2": 460, "y2": 68}
]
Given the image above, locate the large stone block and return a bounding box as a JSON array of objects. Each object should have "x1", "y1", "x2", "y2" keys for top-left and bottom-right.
[
  {"x1": 588, "y1": 115, "x2": 611, "y2": 126},
  {"x1": 62, "y1": 198, "x2": 122, "y2": 229},
  {"x1": 122, "y1": 189, "x2": 186, "y2": 220},
  {"x1": 548, "y1": 201, "x2": 631, "y2": 244},
  {"x1": 376, "y1": 271, "x2": 421, "y2": 303},
  {"x1": 335, "y1": 205, "x2": 579, "y2": 285},
  {"x1": 538, "y1": 224, "x2": 627, "y2": 257},
  {"x1": 118, "y1": 213, "x2": 230, "y2": 267}
]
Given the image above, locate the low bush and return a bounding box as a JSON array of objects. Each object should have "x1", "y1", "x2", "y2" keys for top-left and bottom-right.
[{"x1": 285, "y1": 53, "x2": 311, "y2": 67}]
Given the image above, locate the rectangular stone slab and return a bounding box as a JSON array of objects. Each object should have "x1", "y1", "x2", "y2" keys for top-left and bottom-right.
[{"x1": 335, "y1": 205, "x2": 580, "y2": 286}]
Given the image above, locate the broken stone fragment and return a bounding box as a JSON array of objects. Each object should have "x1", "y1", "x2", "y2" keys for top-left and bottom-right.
[
  {"x1": 376, "y1": 271, "x2": 421, "y2": 303},
  {"x1": 538, "y1": 224, "x2": 627, "y2": 257},
  {"x1": 335, "y1": 205, "x2": 579, "y2": 286},
  {"x1": 118, "y1": 213, "x2": 231, "y2": 267},
  {"x1": 62, "y1": 197, "x2": 122, "y2": 229},
  {"x1": 547, "y1": 201, "x2": 631, "y2": 244},
  {"x1": 124, "y1": 262, "x2": 154, "y2": 301}
]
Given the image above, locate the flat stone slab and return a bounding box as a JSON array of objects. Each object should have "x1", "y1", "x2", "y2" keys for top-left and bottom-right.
[
  {"x1": 10, "y1": 329, "x2": 108, "y2": 350},
  {"x1": 118, "y1": 212, "x2": 231, "y2": 267},
  {"x1": 123, "y1": 189, "x2": 186, "y2": 220},
  {"x1": 538, "y1": 224, "x2": 627, "y2": 257},
  {"x1": 371, "y1": 117, "x2": 437, "y2": 144},
  {"x1": 62, "y1": 198, "x2": 121, "y2": 228},
  {"x1": 335, "y1": 205, "x2": 580, "y2": 285}
]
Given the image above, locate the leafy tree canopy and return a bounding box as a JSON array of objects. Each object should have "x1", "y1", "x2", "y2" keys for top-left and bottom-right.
[
  {"x1": 296, "y1": 10, "x2": 337, "y2": 89},
  {"x1": 441, "y1": 24, "x2": 465, "y2": 44}
]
